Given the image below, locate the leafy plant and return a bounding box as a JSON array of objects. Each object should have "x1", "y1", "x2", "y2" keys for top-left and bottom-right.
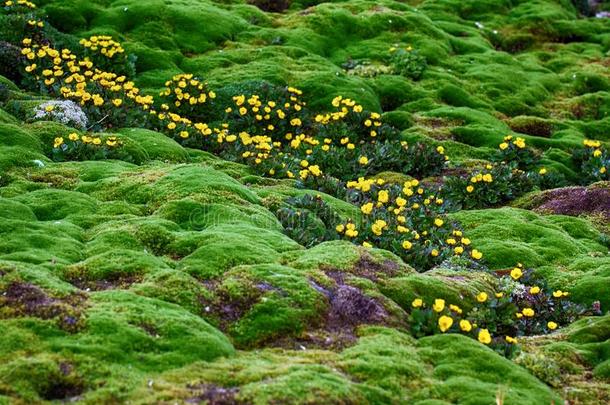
[{"x1": 389, "y1": 46, "x2": 427, "y2": 80}]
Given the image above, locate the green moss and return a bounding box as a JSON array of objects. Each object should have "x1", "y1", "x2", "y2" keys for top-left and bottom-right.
[
  {"x1": 417, "y1": 333, "x2": 561, "y2": 404},
  {"x1": 117, "y1": 128, "x2": 190, "y2": 163},
  {"x1": 451, "y1": 208, "x2": 607, "y2": 269},
  {"x1": 12, "y1": 189, "x2": 98, "y2": 221},
  {"x1": 0, "y1": 198, "x2": 36, "y2": 221},
  {"x1": 62, "y1": 249, "x2": 170, "y2": 282},
  {"x1": 177, "y1": 226, "x2": 292, "y2": 279},
  {"x1": 381, "y1": 269, "x2": 496, "y2": 312},
  {"x1": 0, "y1": 219, "x2": 85, "y2": 265},
  {"x1": 2, "y1": 0, "x2": 610, "y2": 402}
]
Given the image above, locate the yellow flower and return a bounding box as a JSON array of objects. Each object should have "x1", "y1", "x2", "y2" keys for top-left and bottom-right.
[
  {"x1": 68, "y1": 133, "x2": 79, "y2": 141},
  {"x1": 495, "y1": 292, "x2": 504, "y2": 298},
  {"x1": 53, "y1": 137, "x2": 64, "y2": 148},
  {"x1": 436, "y1": 145, "x2": 445, "y2": 154},
  {"x1": 547, "y1": 321, "x2": 558, "y2": 330},
  {"x1": 112, "y1": 98, "x2": 122, "y2": 107},
  {"x1": 593, "y1": 149, "x2": 602, "y2": 157},
  {"x1": 371, "y1": 219, "x2": 387, "y2": 236},
  {"x1": 466, "y1": 185, "x2": 474, "y2": 193},
  {"x1": 434, "y1": 218, "x2": 444, "y2": 227},
  {"x1": 478, "y1": 328, "x2": 492, "y2": 344},
  {"x1": 476, "y1": 292, "x2": 488, "y2": 303},
  {"x1": 432, "y1": 298, "x2": 445, "y2": 312},
  {"x1": 552, "y1": 290, "x2": 563, "y2": 298},
  {"x1": 412, "y1": 298, "x2": 423, "y2": 308},
  {"x1": 362, "y1": 241, "x2": 372, "y2": 248},
  {"x1": 505, "y1": 336, "x2": 518, "y2": 344},
  {"x1": 402, "y1": 240, "x2": 412, "y2": 250},
  {"x1": 513, "y1": 137, "x2": 526, "y2": 148},
  {"x1": 470, "y1": 249, "x2": 483, "y2": 260},
  {"x1": 438, "y1": 315, "x2": 453, "y2": 333},
  {"x1": 539, "y1": 168, "x2": 547, "y2": 175},
  {"x1": 449, "y1": 304, "x2": 462, "y2": 314},
  {"x1": 92, "y1": 138, "x2": 102, "y2": 145},
  {"x1": 358, "y1": 156, "x2": 369, "y2": 165},
  {"x1": 179, "y1": 131, "x2": 189, "y2": 139},
  {"x1": 529, "y1": 286, "x2": 540, "y2": 295},
  {"x1": 499, "y1": 142, "x2": 509, "y2": 150},
  {"x1": 309, "y1": 165, "x2": 322, "y2": 176},
  {"x1": 510, "y1": 267, "x2": 522, "y2": 280},
  {"x1": 167, "y1": 122, "x2": 177, "y2": 130},
  {"x1": 361, "y1": 203, "x2": 373, "y2": 215},
  {"x1": 345, "y1": 228, "x2": 358, "y2": 238},
  {"x1": 378, "y1": 190, "x2": 389, "y2": 203},
  {"x1": 431, "y1": 249, "x2": 439, "y2": 257},
  {"x1": 522, "y1": 308, "x2": 535, "y2": 317},
  {"x1": 106, "y1": 138, "x2": 118, "y2": 147},
  {"x1": 460, "y1": 319, "x2": 472, "y2": 332}
]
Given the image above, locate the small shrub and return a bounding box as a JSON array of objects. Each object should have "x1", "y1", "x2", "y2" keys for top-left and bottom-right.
[
  {"x1": 572, "y1": 139, "x2": 609, "y2": 184},
  {"x1": 275, "y1": 194, "x2": 342, "y2": 248},
  {"x1": 31, "y1": 100, "x2": 88, "y2": 130},
  {"x1": 0, "y1": 40, "x2": 22, "y2": 82},
  {"x1": 389, "y1": 46, "x2": 427, "y2": 80},
  {"x1": 493, "y1": 135, "x2": 540, "y2": 171},
  {"x1": 443, "y1": 163, "x2": 534, "y2": 209},
  {"x1": 409, "y1": 263, "x2": 586, "y2": 357}
]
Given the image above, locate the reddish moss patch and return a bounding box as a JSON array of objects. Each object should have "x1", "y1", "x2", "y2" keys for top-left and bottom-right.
[
  {"x1": 0, "y1": 282, "x2": 87, "y2": 332},
  {"x1": 532, "y1": 185, "x2": 610, "y2": 219}
]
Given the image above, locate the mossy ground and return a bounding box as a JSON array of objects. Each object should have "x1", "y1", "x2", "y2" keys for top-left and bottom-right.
[{"x1": 1, "y1": 0, "x2": 610, "y2": 403}]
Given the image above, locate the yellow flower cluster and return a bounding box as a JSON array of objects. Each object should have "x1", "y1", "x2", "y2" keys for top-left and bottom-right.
[
  {"x1": 412, "y1": 297, "x2": 513, "y2": 345},
  {"x1": 4, "y1": 0, "x2": 36, "y2": 8},
  {"x1": 342, "y1": 177, "x2": 482, "y2": 261},
  {"x1": 499, "y1": 135, "x2": 526, "y2": 150},
  {"x1": 160, "y1": 74, "x2": 216, "y2": 108},
  {"x1": 79, "y1": 35, "x2": 125, "y2": 58},
  {"x1": 335, "y1": 222, "x2": 358, "y2": 238},
  {"x1": 53, "y1": 133, "x2": 120, "y2": 148},
  {"x1": 466, "y1": 164, "x2": 494, "y2": 193},
  {"x1": 315, "y1": 96, "x2": 381, "y2": 138},
  {"x1": 22, "y1": 42, "x2": 153, "y2": 110},
  {"x1": 583, "y1": 139, "x2": 601, "y2": 148}
]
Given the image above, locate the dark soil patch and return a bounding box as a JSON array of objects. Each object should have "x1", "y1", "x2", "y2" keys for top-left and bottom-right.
[
  {"x1": 532, "y1": 185, "x2": 610, "y2": 219},
  {"x1": 273, "y1": 269, "x2": 390, "y2": 350},
  {"x1": 39, "y1": 362, "x2": 85, "y2": 401},
  {"x1": 199, "y1": 280, "x2": 271, "y2": 331},
  {"x1": 185, "y1": 383, "x2": 240, "y2": 405},
  {"x1": 0, "y1": 282, "x2": 87, "y2": 332},
  {"x1": 350, "y1": 255, "x2": 400, "y2": 281},
  {"x1": 69, "y1": 274, "x2": 142, "y2": 291},
  {"x1": 507, "y1": 116, "x2": 554, "y2": 137},
  {"x1": 324, "y1": 272, "x2": 388, "y2": 327}
]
